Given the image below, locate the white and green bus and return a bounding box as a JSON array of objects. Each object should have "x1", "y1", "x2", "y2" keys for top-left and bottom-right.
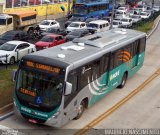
[{"x1": 14, "y1": 28, "x2": 146, "y2": 127}]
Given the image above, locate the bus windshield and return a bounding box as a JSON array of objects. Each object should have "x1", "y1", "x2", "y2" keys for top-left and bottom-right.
[{"x1": 16, "y1": 69, "x2": 63, "y2": 108}]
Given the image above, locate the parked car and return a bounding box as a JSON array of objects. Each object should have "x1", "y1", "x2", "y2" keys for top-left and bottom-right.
[
  {"x1": 137, "y1": 4, "x2": 147, "y2": 12},
  {"x1": 0, "y1": 30, "x2": 29, "y2": 46},
  {"x1": 65, "y1": 29, "x2": 91, "y2": 41},
  {"x1": 0, "y1": 41, "x2": 36, "y2": 64},
  {"x1": 112, "y1": 20, "x2": 122, "y2": 28},
  {"x1": 117, "y1": 6, "x2": 128, "y2": 12},
  {"x1": 39, "y1": 20, "x2": 60, "y2": 32},
  {"x1": 35, "y1": 34, "x2": 65, "y2": 50},
  {"x1": 41, "y1": 28, "x2": 68, "y2": 37},
  {"x1": 64, "y1": 16, "x2": 85, "y2": 28},
  {"x1": 130, "y1": 15, "x2": 142, "y2": 23},
  {"x1": 153, "y1": 6, "x2": 160, "y2": 12},
  {"x1": 66, "y1": 22, "x2": 87, "y2": 33},
  {"x1": 115, "y1": 10, "x2": 127, "y2": 18},
  {"x1": 87, "y1": 20, "x2": 110, "y2": 34},
  {"x1": 139, "y1": 11, "x2": 151, "y2": 19},
  {"x1": 121, "y1": 18, "x2": 133, "y2": 28}
]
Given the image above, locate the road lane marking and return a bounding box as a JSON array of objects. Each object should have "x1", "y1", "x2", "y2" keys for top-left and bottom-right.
[{"x1": 74, "y1": 68, "x2": 160, "y2": 135}]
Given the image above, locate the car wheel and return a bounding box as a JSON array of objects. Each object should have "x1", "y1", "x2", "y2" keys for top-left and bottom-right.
[
  {"x1": 74, "y1": 100, "x2": 85, "y2": 120},
  {"x1": 10, "y1": 57, "x2": 15, "y2": 65}
]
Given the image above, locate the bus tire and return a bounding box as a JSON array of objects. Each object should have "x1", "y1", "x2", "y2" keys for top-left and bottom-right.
[
  {"x1": 74, "y1": 100, "x2": 85, "y2": 120},
  {"x1": 10, "y1": 57, "x2": 15, "y2": 65},
  {"x1": 118, "y1": 73, "x2": 127, "y2": 88}
]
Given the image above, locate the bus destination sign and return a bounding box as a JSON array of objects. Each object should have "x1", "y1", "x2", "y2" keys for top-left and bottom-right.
[{"x1": 26, "y1": 61, "x2": 61, "y2": 73}]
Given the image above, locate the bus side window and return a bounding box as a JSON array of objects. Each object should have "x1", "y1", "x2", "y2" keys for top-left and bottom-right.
[
  {"x1": 109, "y1": 53, "x2": 114, "y2": 70},
  {"x1": 131, "y1": 40, "x2": 139, "y2": 57},
  {"x1": 139, "y1": 37, "x2": 146, "y2": 53},
  {"x1": 103, "y1": 54, "x2": 109, "y2": 72},
  {"x1": 7, "y1": 18, "x2": 12, "y2": 25}
]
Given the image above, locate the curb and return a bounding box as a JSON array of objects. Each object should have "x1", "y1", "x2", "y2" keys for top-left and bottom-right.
[
  {"x1": 146, "y1": 15, "x2": 160, "y2": 39},
  {"x1": 0, "y1": 103, "x2": 13, "y2": 121},
  {"x1": 0, "y1": 111, "x2": 14, "y2": 121},
  {"x1": 0, "y1": 15, "x2": 160, "y2": 121}
]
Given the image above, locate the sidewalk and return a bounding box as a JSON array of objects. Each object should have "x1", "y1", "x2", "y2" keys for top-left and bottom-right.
[{"x1": 36, "y1": 12, "x2": 67, "y2": 23}]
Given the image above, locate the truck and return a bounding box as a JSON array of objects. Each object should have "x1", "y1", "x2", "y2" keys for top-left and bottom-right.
[{"x1": 0, "y1": 10, "x2": 37, "y2": 35}]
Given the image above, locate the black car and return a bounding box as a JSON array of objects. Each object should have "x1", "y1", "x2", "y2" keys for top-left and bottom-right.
[
  {"x1": 0, "y1": 30, "x2": 29, "y2": 46},
  {"x1": 64, "y1": 16, "x2": 85, "y2": 28},
  {"x1": 65, "y1": 29, "x2": 91, "y2": 42},
  {"x1": 41, "y1": 28, "x2": 68, "y2": 37}
]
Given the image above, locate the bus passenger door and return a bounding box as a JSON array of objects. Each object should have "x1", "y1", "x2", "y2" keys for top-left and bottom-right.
[
  {"x1": 99, "y1": 54, "x2": 110, "y2": 87},
  {"x1": 63, "y1": 73, "x2": 78, "y2": 125}
]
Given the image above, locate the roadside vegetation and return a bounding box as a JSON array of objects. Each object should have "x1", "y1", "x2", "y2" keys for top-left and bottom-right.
[
  {"x1": 0, "y1": 65, "x2": 18, "y2": 108},
  {"x1": 135, "y1": 21, "x2": 154, "y2": 33}
]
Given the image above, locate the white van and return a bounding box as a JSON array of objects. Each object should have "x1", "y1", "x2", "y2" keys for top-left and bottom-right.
[
  {"x1": 87, "y1": 20, "x2": 110, "y2": 34},
  {"x1": 115, "y1": 10, "x2": 127, "y2": 18}
]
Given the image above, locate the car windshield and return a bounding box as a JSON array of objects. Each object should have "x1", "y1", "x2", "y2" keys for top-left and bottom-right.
[
  {"x1": 0, "y1": 19, "x2": 6, "y2": 25},
  {"x1": 121, "y1": 18, "x2": 129, "y2": 22},
  {"x1": 40, "y1": 21, "x2": 50, "y2": 25},
  {"x1": 69, "y1": 23, "x2": 80, "y2": 27},
  {"x1": 140, "y1": 12, "x2": 147, "y2": 15},
  {"x1": 85, "y1": 18, "x2": 96, "y2": 23},
  {"x1": 116, "y1": 11, "x2": 123, "y2": 15},
  {"x1": 41, "y1": 36, "x2": 54, "y2": 42},
  {"x1": 46, "y1": 28, "x2": 58, "y2": 33},
  {"x1": 16, "y1": 69, "x2": 63, "y2": 108},
  {"x1": 119, "y1": 7, "x2": 125, "y2": 10},
  {"x1": 113, "y1": 21, "x2": 119, "y2": 25},
  {"x1": 69, "y1": 31, "x2": 81, "y2": 36},
  {"x1": 87, "y1": 23, "x2": 98, "y2": 28},
  {"x1": 0, "y1": 32, "x2": 14, "y2": 40},
  {"x1": 131, "y1": 15, "x2": 139, "y2": 19},
  {"x1": 0, "y1": 43, "x2": 16, "y2": 51}
]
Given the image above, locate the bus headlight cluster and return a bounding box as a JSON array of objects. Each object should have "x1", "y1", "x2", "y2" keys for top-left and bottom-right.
[{"x1": 51, "y1": 111, "x2": 60, "y2": 119}]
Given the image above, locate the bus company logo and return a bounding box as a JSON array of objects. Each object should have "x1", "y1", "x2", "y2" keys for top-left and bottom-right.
[
  {"x1": 82, "y1": 67, "x2": 91, "y2": 74},
  {"x1": 88, "y1": 75, "x2": 108, "y2": 95},
  {"x1": 110, "y1": 70, "x2": 120, "y2": 81},
  {"x1": 118, "y1": 50, "x2": 132, "y2": 67}
]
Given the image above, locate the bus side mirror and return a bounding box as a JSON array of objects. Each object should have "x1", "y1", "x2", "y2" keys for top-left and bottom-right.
[
  {"x1": 11, "y1": 69, "x2": 17, "y2": 82},
  {"x1": 65, "y1": 82, "x2": 72, "y2": 96}
]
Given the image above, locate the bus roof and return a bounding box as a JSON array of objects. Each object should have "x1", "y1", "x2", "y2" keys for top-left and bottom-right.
[
  {"x1": 23, "y1": 28, "x2": 146, "y2": 69},
  {"x1": 7, "y1": 10, "x2": 37, "y2": 18}
]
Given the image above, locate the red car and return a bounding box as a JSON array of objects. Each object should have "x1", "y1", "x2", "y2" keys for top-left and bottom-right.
[{"x1": 35, "y1": 34, "x2": 66, "y2": 50}]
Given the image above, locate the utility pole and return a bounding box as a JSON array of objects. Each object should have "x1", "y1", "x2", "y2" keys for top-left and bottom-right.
[
  {"x1": 110, "y1": 0, "x2": 115, "y2": 29},
  {"x1": 68, "y1": 0, "x2": 71, "y2": 15},
  {"x1": 152, "y1": 0, "x2": 154, "y2": 8}
]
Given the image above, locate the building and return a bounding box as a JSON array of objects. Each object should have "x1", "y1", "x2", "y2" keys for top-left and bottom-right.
[{"x1": 0, "y1": 0, "x2": 72, "y2": 17}]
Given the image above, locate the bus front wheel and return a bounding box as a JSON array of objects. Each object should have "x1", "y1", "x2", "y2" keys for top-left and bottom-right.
[
  {"x1": 118, "y1": 73, "x2": 127, "y2": 88},
  {"x1": 74, "y1": 100, "x2": 85, "y2": 120}
]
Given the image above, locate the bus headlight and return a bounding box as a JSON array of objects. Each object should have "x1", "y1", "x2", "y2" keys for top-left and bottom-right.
[{"x1": 51, "y1": 111, "x2": 60, "y2": 119}]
